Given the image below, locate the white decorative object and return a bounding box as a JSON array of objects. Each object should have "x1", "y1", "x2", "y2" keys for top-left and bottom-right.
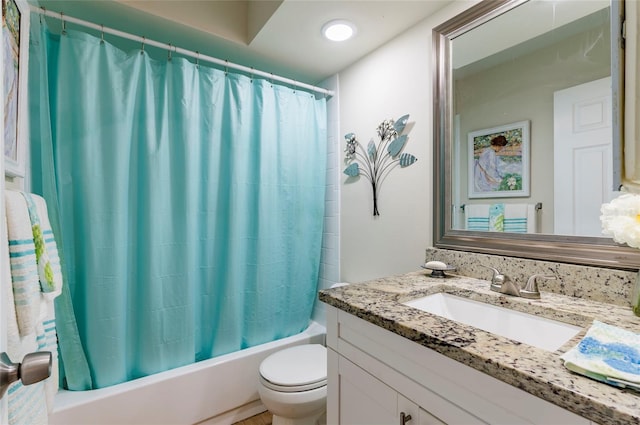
[
  {"x1": 600, "y1": 193, "x2": 640, "y2": 249},
  {"x1": 600, "y1": 193, "x2": 640, "y2": 316}
]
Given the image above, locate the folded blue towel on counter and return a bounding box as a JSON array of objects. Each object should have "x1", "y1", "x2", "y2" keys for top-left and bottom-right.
[{"x1": 561, "y1": 320, "x2": 640, "y2": 391}]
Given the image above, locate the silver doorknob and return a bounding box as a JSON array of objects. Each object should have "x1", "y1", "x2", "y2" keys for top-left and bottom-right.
[{"x1": 0, "y1": 351, "x2": 52, "y2": 399}]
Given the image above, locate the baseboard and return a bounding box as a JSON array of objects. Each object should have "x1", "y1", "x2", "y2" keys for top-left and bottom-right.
[{"x1": 195, "y1": 400, "x2": 267, "y2": 425}]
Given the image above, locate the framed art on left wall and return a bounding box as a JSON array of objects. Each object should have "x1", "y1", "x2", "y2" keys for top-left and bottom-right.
[{"x1": 2, "y1": 0, "x2": 29, "y2": 177}]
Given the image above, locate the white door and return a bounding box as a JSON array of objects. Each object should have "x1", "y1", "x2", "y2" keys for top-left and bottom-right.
[{"x1": 553, "y1": 77, "x2": 615, "y2": 236}]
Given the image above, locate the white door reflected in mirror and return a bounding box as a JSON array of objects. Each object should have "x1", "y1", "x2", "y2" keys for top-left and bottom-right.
[{"x1": 554, "y1": 77, "x2": 618, "y2": 236}]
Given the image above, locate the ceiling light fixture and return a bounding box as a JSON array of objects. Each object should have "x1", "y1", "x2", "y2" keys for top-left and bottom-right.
[{"x1": 322, "y1": 19, "x2": 356, "y2": 42}]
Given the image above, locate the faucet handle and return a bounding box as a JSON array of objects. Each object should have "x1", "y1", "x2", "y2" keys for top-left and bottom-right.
[
  {"x1": 480, "y1": 264, "x2": 510, "y2": 292},
  {"x1": 480, "y1": 265, "x2": 504, "y2": 286},
  {"x1": 521, "y1": 274, "x2": 555, "y2": 299}
]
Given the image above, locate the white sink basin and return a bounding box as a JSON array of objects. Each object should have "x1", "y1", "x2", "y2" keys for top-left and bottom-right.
[{"x1": 403, "y1": 293, "x2": 582, "y2": 352}]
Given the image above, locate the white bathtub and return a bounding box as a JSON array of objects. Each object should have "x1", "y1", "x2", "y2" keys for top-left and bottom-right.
[{"x1": 49, "y1": 322, "x2": 326, "y2": 425}]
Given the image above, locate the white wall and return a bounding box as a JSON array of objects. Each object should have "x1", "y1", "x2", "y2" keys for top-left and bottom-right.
[{"x1": 338, "y1": 1, "x2": 476, "y2": 283}]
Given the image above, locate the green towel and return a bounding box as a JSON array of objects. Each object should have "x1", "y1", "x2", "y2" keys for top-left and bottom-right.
[
  {"x1": 489, "y1": 203, "x2": 505, "y2": 232},
  {"x1": 21, "y1": 192, "x2": 57, "y2": 293}
]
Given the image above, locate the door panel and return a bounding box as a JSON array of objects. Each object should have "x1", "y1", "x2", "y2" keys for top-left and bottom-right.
[{"x1": 554, "y1": 77, "x2": 615, "y2": 236}]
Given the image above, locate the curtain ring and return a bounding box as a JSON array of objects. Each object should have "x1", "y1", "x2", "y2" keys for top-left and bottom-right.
[
  {"x1": 196, "y1": 51, "x2": 200, "y2": 68},
  {"x1": 250, "y1": 67, "x2": 254, "y2": 83},
  {"x1": 225, "y1": 60, "x2": 229, "y2": 76},
  {"x1": 60, "y1": 12, "x2": 66, "y2": 35},
  {"x1": 100, "y1": 25, "x2": 105, "y2": 44},
  {"x1": 168, "y1": 43, "x2": 172, "y2": 61},
  {"x1": 270, "y1": 73, "x2": 274, "y2": 88},
  {"x1": 141, "y1": 36, "x2": 145, "y2": 55},
  {"x1": 39, "y1": 7, "x2": 45, "y2": 24},
  {"x1": 293, "y1": 80, "x2": 297, "y2": 94}
]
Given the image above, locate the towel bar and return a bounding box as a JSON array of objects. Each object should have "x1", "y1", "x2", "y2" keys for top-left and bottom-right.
[{"x1": 460, "y1": 202, "x2": 543, "y2": 213}]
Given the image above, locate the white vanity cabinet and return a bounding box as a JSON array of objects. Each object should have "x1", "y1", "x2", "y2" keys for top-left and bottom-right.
[
  {"x1": 325, "y1": 305, "x2": 593, "y2": 425},
  {"x1": 335, "y1": 353, "x2": 445, "y2": 425}
]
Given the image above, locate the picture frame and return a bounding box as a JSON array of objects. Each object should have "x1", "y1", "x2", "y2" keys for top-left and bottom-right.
[
  {"x1": 3, "y1": 0, "x2": 29, "y2": 177},
  {"x1": 468, "y1": 120, "x2": 530, "y2": 199}
]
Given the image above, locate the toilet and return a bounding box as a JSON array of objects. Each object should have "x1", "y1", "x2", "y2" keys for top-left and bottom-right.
[{"x1": 258, "y1": 344, "x2": 327, "y2": 425}]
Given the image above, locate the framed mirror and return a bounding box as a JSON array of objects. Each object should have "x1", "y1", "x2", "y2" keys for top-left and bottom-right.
[{"x1": 433, "y1": 0, "x2": 640, "y2": 269}]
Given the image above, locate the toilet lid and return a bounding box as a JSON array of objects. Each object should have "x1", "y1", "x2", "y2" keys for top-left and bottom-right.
[{"x1": 260, "y1": 344, "x2": 327, "y2": 392}]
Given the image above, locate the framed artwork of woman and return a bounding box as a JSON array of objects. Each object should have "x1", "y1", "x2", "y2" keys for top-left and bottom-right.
[{"x1": 468, "y1": 120, "x2": 530, "y2": 199}]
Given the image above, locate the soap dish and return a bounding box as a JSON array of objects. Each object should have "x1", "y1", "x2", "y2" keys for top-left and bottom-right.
[{"x1": 420, "y1": 264, "x2": 456, "y2": 278}]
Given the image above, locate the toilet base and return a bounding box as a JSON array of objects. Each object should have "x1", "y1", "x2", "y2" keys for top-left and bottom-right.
[{"x1": 272, "y1": 410, "x2": 326, "y2": 425}]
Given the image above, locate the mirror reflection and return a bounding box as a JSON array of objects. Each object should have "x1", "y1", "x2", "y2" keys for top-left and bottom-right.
[{"x1": 450, "y1": 0, "x2": 617, "y2": 237}]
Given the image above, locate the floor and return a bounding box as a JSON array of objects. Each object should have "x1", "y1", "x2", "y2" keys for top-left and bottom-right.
[{"x1": 233, "y1": 411, "x2": 273, "y2": 425}]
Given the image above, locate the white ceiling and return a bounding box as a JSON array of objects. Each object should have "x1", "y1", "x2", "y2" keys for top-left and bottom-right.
[
  {"x1": 249, "y1": 0, "x2": 453, "y2": 81},
  {"x1": 113, "y1": 0, "x2": 453, "y2": 83}
]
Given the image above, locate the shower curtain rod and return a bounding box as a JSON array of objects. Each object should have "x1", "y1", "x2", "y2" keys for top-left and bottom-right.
[{"x1": 30, "y1": 6, "x2": 335, "y2": 97}]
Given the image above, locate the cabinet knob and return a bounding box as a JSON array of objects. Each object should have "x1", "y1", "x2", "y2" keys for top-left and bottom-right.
[{"x1": 400, "y1": 412, "x2": 412, "y2": 425}]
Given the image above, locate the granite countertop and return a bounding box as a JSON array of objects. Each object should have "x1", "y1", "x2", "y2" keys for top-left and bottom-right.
[{"x1": 319, "y1": 271, "x2": 640, "y2": 425}]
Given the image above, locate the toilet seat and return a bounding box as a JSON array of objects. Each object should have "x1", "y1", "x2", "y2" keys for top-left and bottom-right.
[{"x1": 259, "y1": 344, "x2": 327, "y2": 393}]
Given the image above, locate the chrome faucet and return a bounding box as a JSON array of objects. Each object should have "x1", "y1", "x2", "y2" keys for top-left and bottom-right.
[
  {"x1": 481, "y1": 266, "x2": 555, "y2": 299},
  {"x1": 520, "y1": 274, "x2": 556, "y2": 299},
  {"x1": 481, "y1": 265, "x2": 505, "y2": 292}
]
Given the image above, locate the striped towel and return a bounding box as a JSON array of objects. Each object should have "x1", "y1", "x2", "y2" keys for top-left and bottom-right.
[
  {"x1": 7, "y1": 382, "x2": 48, "y2": 425},
  {"x1": 3, "y1": 198, "x2": 49, "y2": 424},
  {"x1": 465, "y1": 204, "x2": 490, "y2": 231},
  {"x1": 504, "y1": 204, "x2": 531, "y2": 233},
  {"x1": 22, "y1": 193, "x2": 62, "y2": 411},
  {"x1": 466, "y1": 203, "x2": 536, "y2": 234},
  {"x1": 5, "y1": 315, "x2": 54, "y2": 423},
  {"x1": 5, "y1": 191, "x2": 41, "y2": 336},
  {"x1": 561, "y1": 321, "x2": 640, "y2": 391},
  {"x1": 4, "y1": 191, "x2": 62, "y2": 420}
]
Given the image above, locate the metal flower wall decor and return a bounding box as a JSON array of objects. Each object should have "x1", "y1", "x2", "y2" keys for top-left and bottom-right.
[{"x1": 343, "y1": 114, "x2": 417, "y2": 216}]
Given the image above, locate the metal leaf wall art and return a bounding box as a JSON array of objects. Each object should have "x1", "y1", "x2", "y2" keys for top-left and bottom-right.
[{"x1": 343, "y1": 114, "x2": 417, "y2": 216}]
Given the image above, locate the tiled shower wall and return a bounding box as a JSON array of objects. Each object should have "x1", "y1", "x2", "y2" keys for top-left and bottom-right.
[{"x1": 312, "y1": 75, "x2": 340, "y2": 326}]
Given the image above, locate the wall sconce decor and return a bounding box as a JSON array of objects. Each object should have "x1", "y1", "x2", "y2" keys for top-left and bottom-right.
[{"x1": 343, "y1": 114, "x2": 417, "y2": 216}]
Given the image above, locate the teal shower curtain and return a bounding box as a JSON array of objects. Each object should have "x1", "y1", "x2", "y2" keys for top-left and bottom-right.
[{"x1": 29, "y1": 19, "x2": 327, "y2": 389}]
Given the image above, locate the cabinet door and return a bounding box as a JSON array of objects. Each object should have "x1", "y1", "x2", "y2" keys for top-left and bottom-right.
[
  {"x1": 338, "y1": 355, "x2": 397, "y2": 425},
  {"x1": 419, "y1": 407, "x2": 446, "y2": 425},
  {"x1": 338, "y1": 355, "x2": 448, "y2": 425},
  {"x1": 398, "y1": 395, "x2": 446, "y2": 425}
]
